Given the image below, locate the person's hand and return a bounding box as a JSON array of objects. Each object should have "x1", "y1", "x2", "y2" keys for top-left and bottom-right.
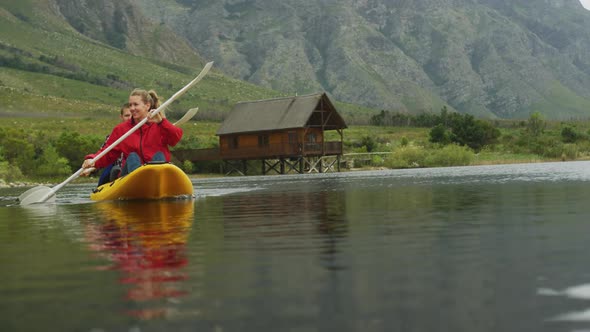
[
  {"x1": 81, "y1": 168, "x2": 95, "y2": 177},
  {"x1": 81, "y1": 159, "x2": 95, "y2": 177},
  {"x1": 82, "y1": 159, "x2": 94, "y2": 169},
  {"x1": 149, "y1": 112, "x2": 163, "y2": 124}
]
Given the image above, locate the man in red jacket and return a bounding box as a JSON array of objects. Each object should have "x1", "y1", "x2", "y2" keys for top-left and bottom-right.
[{"x1": 82, "y1": 89, "x2": 183, "y2": 176}]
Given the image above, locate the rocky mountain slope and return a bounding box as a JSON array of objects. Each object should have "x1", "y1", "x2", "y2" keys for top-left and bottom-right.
[
  {"x1": 3, "y1": 0, "x2": 590, "y2": 120},
  {"x1": 53, "y1": 0, "x2": 202, "y2": 68},
  {"x1": 134, "y1": 0, "x2": 590, "y2": 119}
]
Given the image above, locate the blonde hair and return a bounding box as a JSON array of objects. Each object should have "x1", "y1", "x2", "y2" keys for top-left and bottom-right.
[{"x1": 129, "y1": 89, "x2": 160, "y2": 110}]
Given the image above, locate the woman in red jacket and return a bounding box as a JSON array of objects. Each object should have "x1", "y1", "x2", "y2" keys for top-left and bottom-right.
[{"x1": 82, "y1": 89, "x2": 183, "y2": 177}]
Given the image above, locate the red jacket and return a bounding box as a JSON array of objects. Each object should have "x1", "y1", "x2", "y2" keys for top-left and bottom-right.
[{"x1": 86, "y1": 118, "x2": 183, "y2": 169}]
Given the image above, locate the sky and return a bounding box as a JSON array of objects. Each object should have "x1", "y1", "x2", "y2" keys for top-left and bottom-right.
[{"x1": 581, "y1": 0, "x2": 590, "y2": 9}]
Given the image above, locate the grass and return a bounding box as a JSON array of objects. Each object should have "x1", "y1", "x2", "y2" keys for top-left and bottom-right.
[
  {"x1": 472, "y1": 151, "x2": 544, "y2": 165},
  {"x1": 4, "y1": 110, "x2": 590, "y2": 157},
  {"x1": 0, "y1": 7, "x2": 286, "y2": 119}
]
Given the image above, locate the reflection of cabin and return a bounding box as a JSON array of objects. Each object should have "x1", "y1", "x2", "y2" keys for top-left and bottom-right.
[{"x1": 217, "y1": 92, "x2": 347, "y2": 175}]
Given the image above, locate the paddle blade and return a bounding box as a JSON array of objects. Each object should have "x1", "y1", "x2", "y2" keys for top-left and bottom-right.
[
  {"x1": 174, "y1": 108, "x2": 199, "y2": 126},
  {"x1": 19, "y1": 186, "x2": 56, "y2": 206}
]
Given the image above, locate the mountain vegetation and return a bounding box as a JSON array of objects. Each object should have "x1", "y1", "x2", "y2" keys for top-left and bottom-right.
[
  {"x1": 3, "y1": 0, "x2": 590, "y2": 120},
  {"x1": 136, "y1": 0, "x2": 590, "y2": 119},
  {"x1": 4, "y1": 0, "x2": 590, "y2": 183}
]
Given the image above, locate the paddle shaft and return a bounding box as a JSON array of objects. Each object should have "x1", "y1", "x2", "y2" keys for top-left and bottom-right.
[{"x1": 35, "y1": 62, "x2": 213, "y2": 203}]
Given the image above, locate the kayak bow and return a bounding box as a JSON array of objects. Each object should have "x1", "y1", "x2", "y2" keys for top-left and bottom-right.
[{"x1": 90, "y1": 163, "x2": 193, "y2": 201}]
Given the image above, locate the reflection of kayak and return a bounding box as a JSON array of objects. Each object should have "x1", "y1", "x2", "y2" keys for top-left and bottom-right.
[
  {"x1": 90, "y1": 200, "x2": 195, "y2": 313},
  {"x1": 92, "y1": 200, "x2": 195, "y2": 248},
  {"x1": 90, "y1": 163, "x2": 193, "y2": 201}
]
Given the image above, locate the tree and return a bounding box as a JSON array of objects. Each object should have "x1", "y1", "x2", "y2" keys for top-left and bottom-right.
[
  {"x1": 561, "y1": 126, "x2": 580, "y2": 143},
  {"x1": 429, "y1": 124, "x2": 451, "y2": 144},
  {"x1": 54, "y1": 132, "x2": 104, "y2": 170},
  {"x1": 527, "y1": 112, "x2": 545, "y2": 137},
  {"x1": 430, "y1": 111, "x2": 500, "y2": 151},
  {"x1": 35, "y1": 145, "x2": 72, "y2": 177},
  {"x1": 361, "y1": 136, "x2": 377, "y2": 152}
]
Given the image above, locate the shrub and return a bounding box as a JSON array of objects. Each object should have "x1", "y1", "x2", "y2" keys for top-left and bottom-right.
[
  {"x1": 400, "y1": 136, "x2": 409, "y2": 147},
  {"x1": 54, "y1": 132, "x2": 104, "y2": 170},
  {"x1": 175, "y1": 135, "x2": 201, "y2": 149},
  {"x1": 0, "y1": 129, "x2": 36, "y2": 175},
  {"x1": 0, "y1": 160, "x2": 24, "y2": 183},
  {"x1": 429, "y1": 124, "x2": 451, "y2": 144},
  {"x1": 424, "y1": 144, "x2": 474, "y2": 167},
  {"x1": 561, "y1": 144, "x2": 578, "y2": 161},
  {"x1": 361, "y1": 135, "x2": 377, "y2": 152},
  {"x1": 384, "y1": 145, "x2": 427, "y2": 169},
  {"x1": 561, "y1": 126, "x2": 580, "y2": 143},
  {"x1": 182, "y1": 160, "x2": 194, "y2": 173},
  {"x1": 35, "y1": 145, "x2": 72, "y2": 177},
  {"x1": 527, "y1": 112, "x2": 545, "y2": 137},
  {"x1": 371, "y1": 155, "x2": 385, "y2": 166}
]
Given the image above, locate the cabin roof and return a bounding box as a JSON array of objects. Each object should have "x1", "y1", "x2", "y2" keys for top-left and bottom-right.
[{"x1": 216, "y1": 92, "x2": 347, "y2": 136}]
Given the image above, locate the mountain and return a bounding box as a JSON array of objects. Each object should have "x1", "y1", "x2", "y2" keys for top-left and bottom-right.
[
  {"x1": 0, "y1": 0, "x2": 289, "y2": 121},
  {"x1": 2, "y1": 0, "x2": 590, "y2": 120},
  {"x1": 132, "y1": 0, "x2": 590, "y2": 119}
]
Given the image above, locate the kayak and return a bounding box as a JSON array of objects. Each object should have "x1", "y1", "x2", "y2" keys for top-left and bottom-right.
[{"x1": 90, "y1": 163, "x2": 194, "y2": 201}]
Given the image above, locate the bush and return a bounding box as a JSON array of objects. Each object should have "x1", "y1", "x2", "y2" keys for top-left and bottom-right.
[
  {"x1": 182, "y1": 160, "x2": 194, "y2": 173},
  {"x1": 0, "y1": 160, "x2": 24, "y2": 183},
  {"x1": 371, "y1": 155, "x2": 385, "y2": 166},
  {"x1": 35, "y1": 145, "x2": 72, "y2": 177},
  {"x1": 527, "y1": 112, "x2": 546, "y2": 137},
  {"x1": 175, "y1": 135, "x2": 200, "y2": 149},
  {"x1": 424, "y1": 144, "x2": 474, "y2": 167},
  {"x1": 361, "y1": 136, "x2": 377, "y2": 152},
  {"x1": 384, "y1": 145, "x2": 427, "y2": 168},
  {"x1": 54, "y1": 132, "x2": 104, "y2": 170},
  {"x1": 429, "y1": 124, "x2": 451, "y2": 144},
  {"x1": 561, "y1": 143, "x2": 578, "y2": 161},
  {"x1": 561, "y1": 126, "x2": 580, "y2": 143},
  {"x1": 400, "y1": 136, "x2": 409, "y2": 147}
]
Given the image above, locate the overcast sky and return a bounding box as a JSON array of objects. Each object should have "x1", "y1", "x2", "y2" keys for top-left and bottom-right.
[{"x1": 581, "y1": 0, "x2": 590, "y2": 9}]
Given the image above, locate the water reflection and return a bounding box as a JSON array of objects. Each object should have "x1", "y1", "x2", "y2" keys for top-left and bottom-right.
[
  {"x1": 220, "y1": 187, "x2": 349, "y2": 257},
  {"x1": 86, "y1": 200, "x2": 194, "y2": 319}
]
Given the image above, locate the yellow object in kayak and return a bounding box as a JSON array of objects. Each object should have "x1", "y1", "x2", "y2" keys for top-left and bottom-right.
[{"x1": 90, "y1": 163, "x2": 194, "y2": 201}]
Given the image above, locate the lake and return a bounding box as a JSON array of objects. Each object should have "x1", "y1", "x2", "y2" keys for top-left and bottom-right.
[{"x1": 2, "y1": 161, "x2": 590, "y2": 332}]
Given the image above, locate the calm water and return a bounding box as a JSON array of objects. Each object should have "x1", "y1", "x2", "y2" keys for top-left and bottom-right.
[{"x1": 2, "y1": 161, "x2": 590, "y2": 332}]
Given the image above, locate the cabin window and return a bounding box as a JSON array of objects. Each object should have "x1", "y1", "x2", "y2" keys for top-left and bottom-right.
[
  {"x1": 307, "y1": 133, "x2": 317, "y2": 143},
  {"x1": 229, "y1": 136, "x2": 239, "y2": 149},
  {"x1": 288, "y1": 132, "x2": 297, "y2": 143},
  {"x1": 258, "y1": 135, "x2": 269, "y2": 147}
]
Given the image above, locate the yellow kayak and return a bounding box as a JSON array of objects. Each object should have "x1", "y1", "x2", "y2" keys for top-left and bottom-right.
[{"x1": 90, "y1": 163, "x2": 194, "y2": 201}]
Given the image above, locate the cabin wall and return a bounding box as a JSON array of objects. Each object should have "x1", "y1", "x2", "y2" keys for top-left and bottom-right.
[{"x1": 219, "y1": 128, "x2": 340, "y2": 160}]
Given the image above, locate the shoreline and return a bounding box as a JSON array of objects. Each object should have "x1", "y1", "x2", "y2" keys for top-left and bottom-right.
[{"x1": 2, "y1": 158, "x2": 582, "y2": 189}]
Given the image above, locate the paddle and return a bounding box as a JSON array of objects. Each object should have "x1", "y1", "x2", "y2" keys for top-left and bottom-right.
[
  {"x1": 173, "y1": 107, "x2": 199, "y2": 126},
  {"x1": 19, "y1": 61, "x2": 213, "y2": 206}
]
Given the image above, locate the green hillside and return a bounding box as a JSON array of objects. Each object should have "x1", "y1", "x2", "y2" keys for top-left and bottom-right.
[{"x1": 0, "y1": 0, "x2": 278, "y2": 120}]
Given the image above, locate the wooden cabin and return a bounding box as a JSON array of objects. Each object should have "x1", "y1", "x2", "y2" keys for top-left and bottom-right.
[{"x1": 218, "y1": 92, "x2": 347, "y2": 174}]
